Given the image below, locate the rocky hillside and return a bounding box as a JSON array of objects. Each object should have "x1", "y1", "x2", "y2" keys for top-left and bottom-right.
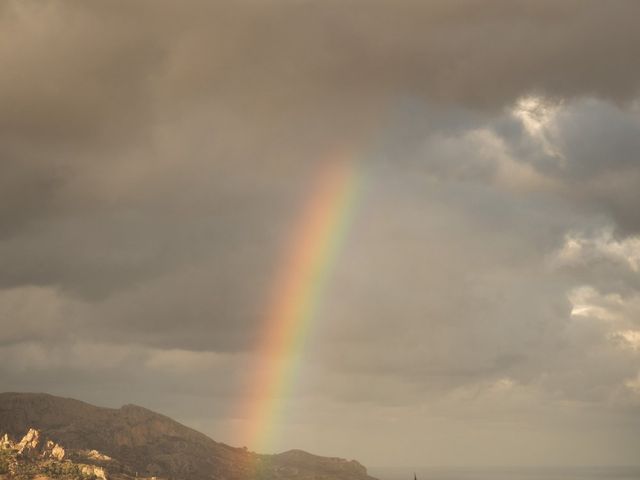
[
  {"x1": 0, "y1": 428, "x2": 118, "y2": 480},
  {"x1": 0, "y1": 393, "x2": 376, "y2": 480}
]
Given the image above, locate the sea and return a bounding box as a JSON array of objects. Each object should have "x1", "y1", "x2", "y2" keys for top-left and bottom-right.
[{"x1": 369, "y1": 466, "x2": 640, "y2": 480}]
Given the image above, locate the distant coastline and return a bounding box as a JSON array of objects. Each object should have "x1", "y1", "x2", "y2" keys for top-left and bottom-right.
[{"x1": 369, "y1": 465, "x2": 640, "y2": 480}]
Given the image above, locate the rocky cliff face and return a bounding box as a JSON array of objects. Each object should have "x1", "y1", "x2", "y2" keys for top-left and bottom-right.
[
  {"x1": 1, "y1": 428, "x2": 113, "y2": 480},
  {"x1": 0, "y1": 393, "x2": 376, "y2": 480}
]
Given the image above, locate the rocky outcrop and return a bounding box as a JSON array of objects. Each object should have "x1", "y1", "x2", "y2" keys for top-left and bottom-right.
[
  {"x1": 80, "y1": 464, "x2": 108, "y2": 480},
  {"x1": 6, "y1": 428, "x2": 66, "y2": 462},
  {"x1": 0, "y1": 392, "x2": 378, "y2": 480},
  {"x1": 44, "y1": 440, "x2": 66, "y2": 461},
  {"x1": 16, "y1": 428, "x2": 40, "y2": 458},
  {"x1": 1, "y1": 433, "x2": 13, "y2": 450},
  {"x1": 85, "y1": 449, "x2": 112, "y2": 462},
  {"x1": 0, "y1": 428, "x2": 112, "y2": 480}
]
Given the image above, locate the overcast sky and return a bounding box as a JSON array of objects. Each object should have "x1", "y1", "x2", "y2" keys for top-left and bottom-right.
[{"x1": 2, "y1": 0, "x2": 640, "y2": 469}]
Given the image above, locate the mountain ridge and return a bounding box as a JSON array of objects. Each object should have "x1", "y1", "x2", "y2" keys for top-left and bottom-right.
[{"x1": 0, "y1": 392, "x2": 375, "y2": 480}]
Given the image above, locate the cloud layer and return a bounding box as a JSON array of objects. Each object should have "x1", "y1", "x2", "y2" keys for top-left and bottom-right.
[{"x1": 1, "y1": 0, "x2": 640, "y2": 467}]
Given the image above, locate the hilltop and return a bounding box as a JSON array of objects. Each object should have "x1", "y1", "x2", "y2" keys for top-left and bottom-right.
[{"x1": 0, "y1": 393, "x2": 375, "y2": 480}]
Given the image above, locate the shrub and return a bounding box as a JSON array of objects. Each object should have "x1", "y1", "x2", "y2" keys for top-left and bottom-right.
[{"x1": 0, "y1": 450, "x2": 10, "y2": 474}]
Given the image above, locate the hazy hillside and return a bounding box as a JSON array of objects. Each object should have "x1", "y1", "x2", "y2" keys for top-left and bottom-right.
[{"x1": 0, "y1": 393, "x2": 375, "y2": 480}]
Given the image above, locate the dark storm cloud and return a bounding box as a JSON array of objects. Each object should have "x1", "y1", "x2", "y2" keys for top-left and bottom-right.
[
  {"x1": 2, "y1": 0, "x2": 640, "y2": 276},
  {"x1": 2, "y1": 0, "x2": 640, "y2": 466}
]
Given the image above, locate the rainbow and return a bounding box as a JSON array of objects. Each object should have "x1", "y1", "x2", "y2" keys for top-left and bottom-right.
[{"x1": 241, "y1": 153, "x2": 364, "y2": 454}]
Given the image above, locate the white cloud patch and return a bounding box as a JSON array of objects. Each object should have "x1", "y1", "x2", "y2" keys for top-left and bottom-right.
[
  {"x1": 610, "y1": 330, "x2": 640, "y2": 351},
  {"x1": 511, "y1": 95, "x2": 565, "y2": 163},
  {"x1": 568, "y1": 286, "x2": 622, "y2": 321},
  {"x1": 554, "y1": 229, "x2": 640, "y2": 271}
]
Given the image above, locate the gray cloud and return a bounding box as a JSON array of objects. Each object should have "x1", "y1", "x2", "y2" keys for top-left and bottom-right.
[{"x1": 1, "y1": 0, "x2": 640, "y2": 468}]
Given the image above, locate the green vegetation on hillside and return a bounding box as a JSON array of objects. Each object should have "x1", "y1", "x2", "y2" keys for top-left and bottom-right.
[
  {"x1": 0, "y1": 448, "x2": 98, "y2": 480},
  {"x1": 0, "y1": 449, "x2": 10, "y2": 474}
]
